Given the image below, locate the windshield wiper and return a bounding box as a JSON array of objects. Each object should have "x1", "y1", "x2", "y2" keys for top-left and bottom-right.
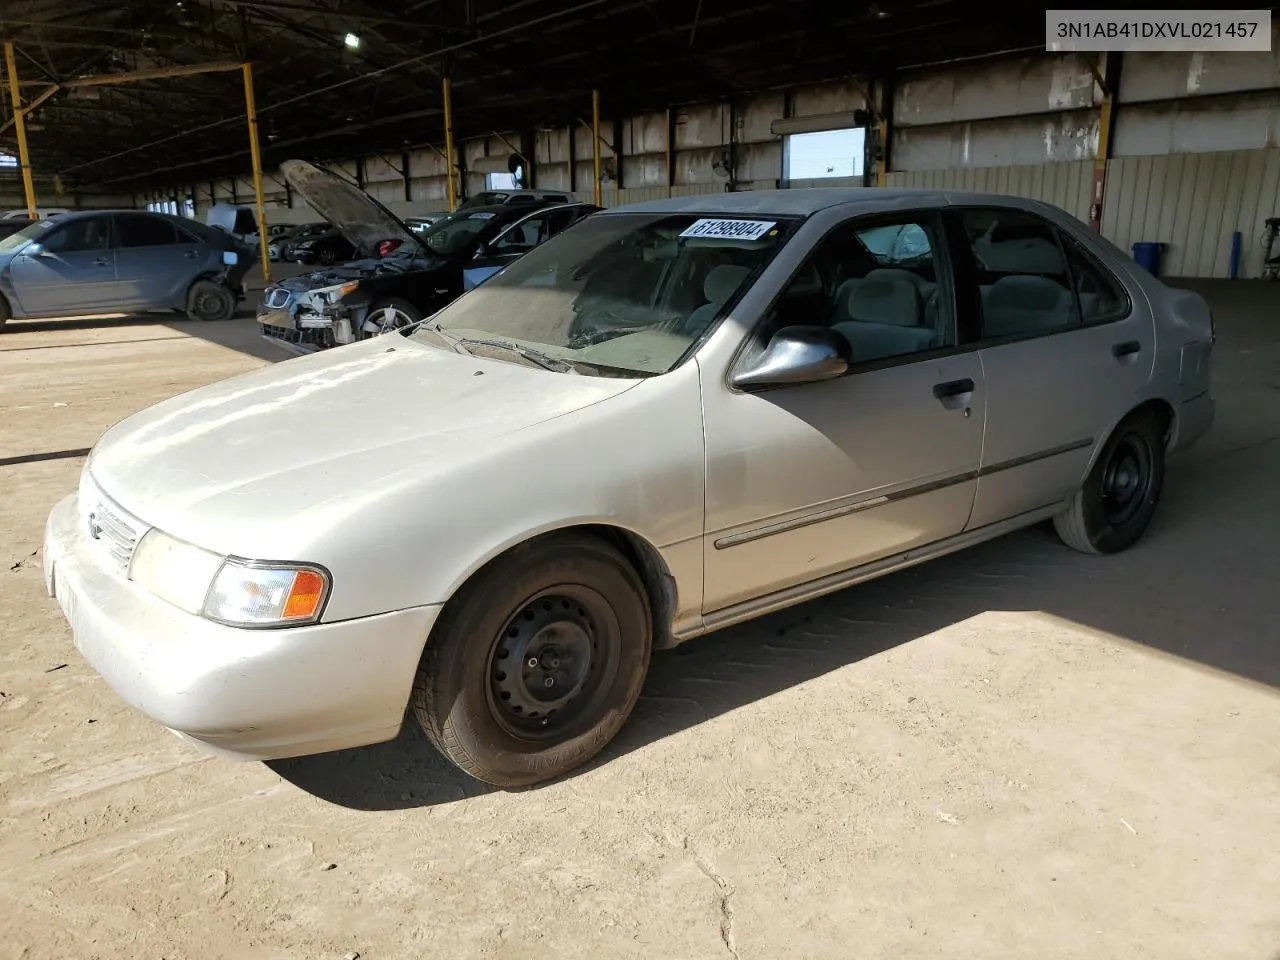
[
  {"x1": 403, "y1": 319, "x2": 473, "y2": 356},
  {"x1": 455, "y1": 337, "x2": 577, "y2": 373}
]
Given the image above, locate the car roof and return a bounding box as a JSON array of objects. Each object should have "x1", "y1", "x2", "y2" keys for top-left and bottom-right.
[{"x1": 602, "y1": 188, "x2": 1061, "y2": 218}]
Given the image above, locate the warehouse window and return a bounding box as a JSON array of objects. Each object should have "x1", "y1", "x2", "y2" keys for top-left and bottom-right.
[
  {"x1": 785, "y1": 128, "x2": 864, "y2": 181},
  {"x1": 0, "y1": 152, "x2": 17, "y2": 169}
]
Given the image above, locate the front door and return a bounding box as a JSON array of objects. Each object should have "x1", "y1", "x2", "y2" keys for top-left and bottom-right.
[
  {"x1": 702, "y1": 212, "x2": 987, "y2": 613},
  {"x1": 464, "y1": 207, "x2": 588, "y2": 290},
  {"x1": 113, "y1": 213, "x2": 202, "y2": 309},
  {"x1": 9, "y1": 215, "x2": 117, "y2": 316},
  {"x1": 947, "y1": 206, "x2": 1157, "y2": 529}
]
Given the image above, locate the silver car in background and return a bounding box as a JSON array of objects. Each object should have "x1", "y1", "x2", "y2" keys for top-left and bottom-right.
[{"x1": 43, "y1": 189, "x2": 1214, "y2": 788}]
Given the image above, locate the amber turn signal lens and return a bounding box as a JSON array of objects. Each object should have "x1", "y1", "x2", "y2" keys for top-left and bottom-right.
[{"x1": 282, "y1": 569, "x2": 327, "y2": 620}]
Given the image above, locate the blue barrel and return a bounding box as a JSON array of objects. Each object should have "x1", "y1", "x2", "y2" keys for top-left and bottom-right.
[{"x1": 1132, "y1": 241, "x2": 1165, "y2": 277}]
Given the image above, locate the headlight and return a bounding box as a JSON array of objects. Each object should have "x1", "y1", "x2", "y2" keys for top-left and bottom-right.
[
  {"x1": 129, "y1": 529, "x2": 330, "y2": 627},
  {"x1": 129, "y1": 529, "x2": 224, "y2": 615},
  {"x1": 203, "y1": 560, "x2": 330, "y2": 627},
  {"x1": 314, "y1": 280, "x2": 359, "y2": 304}
]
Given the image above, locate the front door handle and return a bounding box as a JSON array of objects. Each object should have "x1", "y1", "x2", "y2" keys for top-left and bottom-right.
[
  {"x1": 933, "y1": 378, "x2": 974, "y2": 399},
  {"x1": 93, "y1": 258, "x2": 110, "y2": 267},
  {"x1": 1112, "y1": 340, "x2": 1141, "y2": 358},
  {"x1": 184, "y1": 250, "x2": 200, "y2": 258}
]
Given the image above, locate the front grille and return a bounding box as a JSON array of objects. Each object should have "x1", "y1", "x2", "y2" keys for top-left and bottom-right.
[
  {"x1": 79, "y1": 474, "x2": 144, "y2": 572},
  {"x1": 261, "y1": 322, "x2": 331, "y2": 350},
  {"x1": 265, "y1": 288, "x2": 292, "y2": 309}
]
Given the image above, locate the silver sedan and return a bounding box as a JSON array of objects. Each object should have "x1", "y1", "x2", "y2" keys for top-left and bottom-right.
[{"x1": 44, "y1": 189, "x2": 1214, "y2": 787}]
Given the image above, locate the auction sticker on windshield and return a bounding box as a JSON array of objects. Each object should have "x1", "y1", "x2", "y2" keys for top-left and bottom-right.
[{"x1": 680, "y1": 218, "x2": 777, "y2": 240}]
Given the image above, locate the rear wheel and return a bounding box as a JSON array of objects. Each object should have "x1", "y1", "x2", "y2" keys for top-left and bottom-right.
[
  {"x1": 318, "y1": 248, "x2": 338, "y2": 266},
  {"x1": 0, "y1": 293, "x2": 10, "y2": 331},
  {"x1": 186, "y1": 280, "x2": 235, "y2": 322},
  {"x1": 363, "y1": 298, "x2": 422, "y2": 338},
  {"x1": 1054, "y1": 408, "x2": 1166, "y2": 554},
  {"x1": 411, "y1": 534, "x2": 652, "y2": 787}
]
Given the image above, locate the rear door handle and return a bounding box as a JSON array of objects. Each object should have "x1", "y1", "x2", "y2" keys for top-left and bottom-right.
[
  {"x1": 933, "y1": 378, "x2": 974, "y2": 399},
  {"x1": 1112, "y1": 340, "x2": 1141, "y2": 358},
  {"x1": 93, "y1": 258, "x2": 110, "y2": 267}
]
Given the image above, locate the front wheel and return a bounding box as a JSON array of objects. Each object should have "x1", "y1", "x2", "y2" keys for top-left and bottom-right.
[
  {"x1": 363, "y1": 298, "x2": 422, "y2": 338},
  {"x1": 411, "y1": 534, "x2": 652, "y2": 788},
  {"x1": 1054, "y1": 408, "x2": 1166, "y2": 554}
]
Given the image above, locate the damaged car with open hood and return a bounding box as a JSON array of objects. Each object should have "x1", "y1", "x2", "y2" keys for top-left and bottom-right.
[{"x1": 258, "y1": 159, "x2": 599, "y2": 351}]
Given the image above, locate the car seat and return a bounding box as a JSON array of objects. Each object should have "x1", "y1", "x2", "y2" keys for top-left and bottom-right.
[
  {"x1": 680, "y1": 264, "x2": 751, "y2": 336},
  {"x1": 830, "y1": 277, "x2": 934, "y2": 362},
  {"x1": 981, "y1": 275, "x2": 1075, "y2": 337}
]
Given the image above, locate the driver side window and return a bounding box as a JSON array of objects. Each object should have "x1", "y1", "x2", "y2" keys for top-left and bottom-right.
[
  {"x1": 759, "y1": 213, "x2": 954, "y2": 366},
  {"x1": 491, "y1": 212, "x2": 551, "y2": 255},
  {"x1": 41, "y1": 217, "x2": 111, "y2": 254}
]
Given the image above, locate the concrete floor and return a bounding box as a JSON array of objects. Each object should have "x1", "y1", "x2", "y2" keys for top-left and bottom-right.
[{"x1": 1, "y1": 279, "x2": 1277, "y2": 960}]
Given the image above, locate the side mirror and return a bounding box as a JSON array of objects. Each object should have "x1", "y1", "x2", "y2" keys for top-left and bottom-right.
[
  {"x1": 731, "y1": 326, "x2": 850, "y2": 389},
  {"x1": 26, "y1": 242, "x2": 47, "y2": 257},
  {"x1": 473, "y1": 242, "x2": 488, "y2": 259}
]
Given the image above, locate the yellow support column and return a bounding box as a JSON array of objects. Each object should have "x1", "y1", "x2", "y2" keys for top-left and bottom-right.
[
  {"x1": 443, "y1": 77, "x2": 457, "y2": 212},
  {"x1": 3, "y1": 41, "x2": 39, "y2": 219},
  {"x1": 591, "y1": 89, "x2": 602, "y2": 207},
  {"x1": 241, "y1": 62, "x2": 271, "y2": 283}
]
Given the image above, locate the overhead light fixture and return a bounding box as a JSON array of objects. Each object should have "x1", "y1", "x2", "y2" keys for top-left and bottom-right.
[
  {"x1": 869, "y1": 3, "x2": 890, "y2": 17},
  {"x1": 344, "y1": 32, "x2": 361, "y2": 49}
]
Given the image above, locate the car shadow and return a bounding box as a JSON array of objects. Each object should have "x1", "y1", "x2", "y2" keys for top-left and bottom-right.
[{"x1": 270, "y1": 437, "x2": 1278, "y2": 810}]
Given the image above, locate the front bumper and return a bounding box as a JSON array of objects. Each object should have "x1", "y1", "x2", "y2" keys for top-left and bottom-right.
[{"x1": 43, "y1": 493, "x2": 441, "y2": 761}]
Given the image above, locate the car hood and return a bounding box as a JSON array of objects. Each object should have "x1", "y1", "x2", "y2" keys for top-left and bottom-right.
[
  {"x1": 280, "y1": 159, "x2": 422, "y2": 257},
  {"x1": 86, "y1": 336, "x2": 639, "y2": 555}
]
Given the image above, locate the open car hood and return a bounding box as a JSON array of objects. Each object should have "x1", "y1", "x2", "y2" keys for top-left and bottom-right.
[{"x1": 280, "y1": 159, "x2": 421, "y2": 257}]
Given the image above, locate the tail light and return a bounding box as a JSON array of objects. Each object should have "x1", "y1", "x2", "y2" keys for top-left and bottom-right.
[{"x1": 378, "y1": 239, "x2": 403, "y2": 258}]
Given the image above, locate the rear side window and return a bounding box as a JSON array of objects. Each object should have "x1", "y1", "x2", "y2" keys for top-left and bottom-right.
[
  {"x1": 116, "y1": 215, "x2": 179, "y2": 248},
  {"x1": 959, "y1": 208, "x2": 1079, "y2": 340},
  {"x1": 1060, "y1": 235, "x2": 1130, "y2": 325}
]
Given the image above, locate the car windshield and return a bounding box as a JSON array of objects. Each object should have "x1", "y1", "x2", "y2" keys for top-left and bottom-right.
[
  {"x1": 419, "y1": 209, "x2": 502, "y2": 257},
  {"x1": 410, "y1": 211, "x2": 797, "y2": 377},
  {"x1": 0, "y1": 218, "x2": 55, "y2": 254}
]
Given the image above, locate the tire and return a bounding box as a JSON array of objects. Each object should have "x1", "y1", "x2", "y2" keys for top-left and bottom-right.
[
  {"x1": 411, "y1": 534, "x2": 652, "y2": 788},
  {"x1": 363, "y1": 298, "x2": 423, "y2": 338},
  {"x1": 318, "y1": 248, "x2": 337, "y2": 266},
  {"x1": 1054, "y1": 408, "x2": 1166, "y2": 555},
  {"x1": 186, "y1": 280, "x2": 236, "y2": 322},
  {"x1": 0, "y1": 293, "x2": 10, "y2": 332}
]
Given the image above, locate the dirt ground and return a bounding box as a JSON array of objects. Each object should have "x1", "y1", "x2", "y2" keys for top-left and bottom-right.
[{"x1": 1, "y1": 277, "x2": 1278, "y2": 960}]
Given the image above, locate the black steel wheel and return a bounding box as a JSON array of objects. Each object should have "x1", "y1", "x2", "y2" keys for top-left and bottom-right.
[
  {"x1": 318, "y1": 248, "x2": 338, "y2": 266},
  {"x1": 411, "y1": 533, "x2": 652, "y2": 788},
  {"x1": 186, "y1": 280, "x2": 236, "y2": 322},
  {"x1": 1054, "y1": 407, "x2": 1167, "y2": 555}
]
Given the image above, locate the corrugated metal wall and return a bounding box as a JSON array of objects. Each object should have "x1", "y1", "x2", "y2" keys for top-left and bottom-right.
[
  {"x1": 885, "y1": 161, "x2": 1094, "y2": 221},
  {"x1": 1101, "y1": 149, "x2": 1280, "y2": 278}
]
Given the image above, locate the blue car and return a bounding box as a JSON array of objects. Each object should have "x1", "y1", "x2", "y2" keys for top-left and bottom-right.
[{"x1": 0, "y1": 210, "x2": 251, "y2": 330}]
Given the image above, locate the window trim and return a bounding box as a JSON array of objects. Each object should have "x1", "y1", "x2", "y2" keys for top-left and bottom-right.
[
  {"x1": 945, "y1": 204, "x2": 1133, "y2": 349},
  {"x1": 725, "y1": 207, "x2": 968, "y2": 394}
]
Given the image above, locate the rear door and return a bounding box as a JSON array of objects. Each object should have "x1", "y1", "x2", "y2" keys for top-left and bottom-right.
[
  {"x1": 113, "y1": 214, "x2": 204, "y2": 308},
  {"x1": 947, "y1": 204, "x2": 1156, "y2": 529},
  {"x1": 9, "y1": 215, "x2": 117, "y2": 316}
]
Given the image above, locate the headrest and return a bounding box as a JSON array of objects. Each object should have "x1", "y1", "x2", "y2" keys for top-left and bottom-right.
[
  {"x1": 845, "y1": 278, "x2": 922, "y2": 328},
  {"x1": 988, "y1": 275, "x2": 1068, "y2": 310},
  {"x1": 703, "y1": 264, "x2": 751, "y2": 305}
]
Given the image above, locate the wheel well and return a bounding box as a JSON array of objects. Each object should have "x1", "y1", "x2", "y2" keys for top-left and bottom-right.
[
  {"x1": 452, "y1": 524, "x2": 680, "y2": 651},
  {"x1": 1131, "y1": 398, "x2": 1175, "y2": 447}
]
